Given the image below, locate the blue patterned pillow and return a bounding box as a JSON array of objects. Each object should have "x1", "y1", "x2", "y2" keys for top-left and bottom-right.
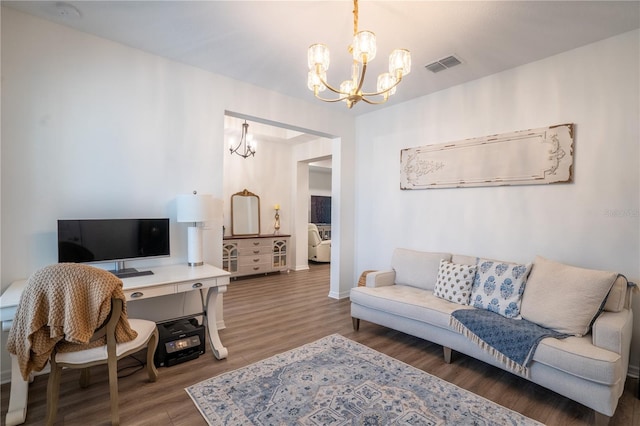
[{"x1": 470, "y1": 258, "x2": 532, "y2": 319}]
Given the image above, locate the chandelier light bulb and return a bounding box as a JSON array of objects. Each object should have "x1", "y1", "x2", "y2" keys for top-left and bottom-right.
[
  {"x1": 307, "y1": 70, "x2": 327, "y2": 92},
  {"x1": 308, "y1": 43, "x2": 330, "y2": 71},
  {"x1": 352, "y1": 31, "x2": 376, "y2": 63},
  {"x1": 246, "y1": 134, "x2": 256, "y2": 151},
  {"x1": 377, "y1": 73, "x2": 397, "y2": 96},
  {"x1": 389, "y1": 49, "x2": 411, "y2": 77},
  {"x1": 340, "y1": 80, "x2": 355, "y2": 96}
]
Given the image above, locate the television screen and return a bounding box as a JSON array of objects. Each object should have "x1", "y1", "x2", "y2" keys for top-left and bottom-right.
[
  {"x1": 58, "y1": 219, "x2": 170, "y2": 264},
  {"x1": 310, "y1": 196, "x2": 331, "y2": 224}
]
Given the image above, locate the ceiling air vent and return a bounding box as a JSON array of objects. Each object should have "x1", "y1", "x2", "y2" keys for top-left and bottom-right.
[{"x1": 425, "y1": 55, "x2": 463, "y2": 73}]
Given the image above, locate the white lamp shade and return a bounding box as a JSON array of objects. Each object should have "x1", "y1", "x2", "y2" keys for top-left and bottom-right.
[{"x1": 177, "y1": 194, "x2": 217, "y2": 223}]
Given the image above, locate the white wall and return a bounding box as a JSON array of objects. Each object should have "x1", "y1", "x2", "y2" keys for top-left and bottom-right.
[
  {"x1": 0, "y1": 7, "x2": 356, "y2": 381},
  {"x1": 309, "y1": 169, "x2": 332, "y2": 197},
  {"x1": 354, "y1": 30, "x2": 640, "y2": 373}
]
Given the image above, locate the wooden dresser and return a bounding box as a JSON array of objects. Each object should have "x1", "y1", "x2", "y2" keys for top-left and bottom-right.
[{"x1": 222, "y1": 234, "x2": 291, "y2": 278}]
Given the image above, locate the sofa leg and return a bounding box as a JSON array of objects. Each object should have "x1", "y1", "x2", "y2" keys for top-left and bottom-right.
[
  {"x1": 352, "y1": 317, "x2": 360, "y2": 331},
  {"x1": 443, "y1": 347, "x2": 452, "y2": 364},
  {"x1": 593, "y1": 411, "x2": 610, "y2": 426}
]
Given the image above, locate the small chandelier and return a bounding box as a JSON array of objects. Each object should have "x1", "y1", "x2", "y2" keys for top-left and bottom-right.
[
  {"x1": 229, "y1": 120, "x2": 256, "y2": 158},
  {"x1": 307, "y1": 0, "x2": 411, "y2": 109}
]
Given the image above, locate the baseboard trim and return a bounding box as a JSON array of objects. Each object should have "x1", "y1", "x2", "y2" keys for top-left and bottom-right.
[{"x1": 292, "y1": 265, "x2": 310, "y2": 272}]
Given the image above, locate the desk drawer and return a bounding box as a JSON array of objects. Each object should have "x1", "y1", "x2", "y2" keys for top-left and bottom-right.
[
  {"x1": 124, "y1": 285, "x2": 171, "y2": 301},
  {"x1": 176, "y1": 278, "x2": 217, "y2": 293}
]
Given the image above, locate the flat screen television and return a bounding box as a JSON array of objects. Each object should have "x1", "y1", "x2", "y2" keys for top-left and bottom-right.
[
  {"x1": 58, "y1": 218, "x2": 170, "y2": 278},
  {"x1": 310, "y1": 195, "x2": 331, "y2": 224}
]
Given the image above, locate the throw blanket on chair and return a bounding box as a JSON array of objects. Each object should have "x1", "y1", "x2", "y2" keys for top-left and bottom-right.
[
  {"x1": 7, "y1": 263, "x2": 138, "y2": 380},
  {"x1": 450, "y1": 309, "x2": 569, "y2": 377}
]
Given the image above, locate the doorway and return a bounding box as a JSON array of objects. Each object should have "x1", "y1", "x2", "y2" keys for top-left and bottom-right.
[{"x1": 223, "y1": 111, "x2": 339, "y2": 295}]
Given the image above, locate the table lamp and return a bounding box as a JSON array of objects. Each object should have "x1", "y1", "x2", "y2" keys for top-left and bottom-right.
[{"x1": 177, "y1": 192, "x2": 219, "y2": 266}]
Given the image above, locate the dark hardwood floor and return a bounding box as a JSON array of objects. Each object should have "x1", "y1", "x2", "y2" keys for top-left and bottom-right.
[{"x1": 1, "y1": 262, "x2": 638, "y2": 425}]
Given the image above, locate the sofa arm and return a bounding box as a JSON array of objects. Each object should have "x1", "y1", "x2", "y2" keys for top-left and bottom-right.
[
  {"x1": 592, "y1": 309, "x2": 633, "y2": 355},
  {"x1": 365, "y1": 270, "x2": 396, "y2": 288}
]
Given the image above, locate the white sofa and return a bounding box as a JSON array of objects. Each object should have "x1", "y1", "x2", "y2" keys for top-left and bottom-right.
[{"x1": 350, "y1": 248, "x2": 634, "y2": 424}]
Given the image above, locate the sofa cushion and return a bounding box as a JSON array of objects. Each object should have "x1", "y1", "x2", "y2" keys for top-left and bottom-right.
[
  {"x1": 433, "y1": 260, "x2": 476, "y2": 305},
  {"x1": 350, "y1": 285, "x2": 472, "y2": 329},
  {"x1": 533, "y1": 335, "x2": 621, "y2": 385},
  {"x1": 520, "y1": 256, "x2": 618, "y2": 336},
  {"x1": 470, "y1": 259, "x2": 532, "y2": 319},
  {"x1": 390, "y1": 248, "x2": 451, "y2": 290}
]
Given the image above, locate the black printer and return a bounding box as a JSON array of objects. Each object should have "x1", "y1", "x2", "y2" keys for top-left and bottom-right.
[{"x1": 154, "y1": 318, "x2": 205, "y2": 367}]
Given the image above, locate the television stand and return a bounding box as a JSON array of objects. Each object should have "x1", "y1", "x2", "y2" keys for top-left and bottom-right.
[
  {"x1": 110, "y1": 261, "x2": 154, "y2": 278},
  {"x1": 111, "y1": 268, "x2": 154, "y2": 278}
]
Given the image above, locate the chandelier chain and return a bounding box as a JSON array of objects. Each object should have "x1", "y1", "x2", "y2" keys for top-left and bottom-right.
[{"x1": 353, "y1": 0, "x2": 358, "y2": 35}]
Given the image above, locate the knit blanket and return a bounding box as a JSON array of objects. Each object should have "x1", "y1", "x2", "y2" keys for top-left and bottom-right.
[
  {"x1": 6, "y1": 263, "x2": 138, "y2": 380},
  {"x1": 450, "y1": 309, "x2": 569, "y2": 377}
]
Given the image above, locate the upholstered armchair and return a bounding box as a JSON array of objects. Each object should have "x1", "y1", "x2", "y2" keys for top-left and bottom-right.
[{"x1": 308, "y1": 223, "x2": 331, "y2": 262}]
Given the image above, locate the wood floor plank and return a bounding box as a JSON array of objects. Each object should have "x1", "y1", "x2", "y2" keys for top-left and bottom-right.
[{"x1": 1, "y1": 262, "x2": 638, "y2": 425}]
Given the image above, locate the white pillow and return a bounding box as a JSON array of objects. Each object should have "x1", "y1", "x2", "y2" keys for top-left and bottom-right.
[
  {"x1": 470, "y1": 258, "x2": 532, "y2": 319},
  {"x1": 390, "y1": 248, "x2": 451, "y2": 290},
  {"x1": 520, "y1": 256, "x2": 618, "y2": 336},
  {"x1": 433, "y1": 259, "x2": 477, "y2": 305}
]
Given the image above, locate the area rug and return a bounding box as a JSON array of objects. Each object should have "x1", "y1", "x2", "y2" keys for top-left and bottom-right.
[{"x1": 186, "y1": 334, "x2": 542, "y2": 425}]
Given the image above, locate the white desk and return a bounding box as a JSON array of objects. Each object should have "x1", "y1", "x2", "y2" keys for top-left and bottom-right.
[{"x1": 0, "y1": 263, "x2": 230, "y2": 426}]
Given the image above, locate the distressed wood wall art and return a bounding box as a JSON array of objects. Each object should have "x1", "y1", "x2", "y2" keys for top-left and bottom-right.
[{"x1": 400, "y1": 123, "x2": 574, "y2": 190}]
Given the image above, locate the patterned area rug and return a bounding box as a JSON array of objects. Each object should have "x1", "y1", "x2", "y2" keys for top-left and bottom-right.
[{"x1": 186, "y1": 334, "x2": 542, "y2": 425}]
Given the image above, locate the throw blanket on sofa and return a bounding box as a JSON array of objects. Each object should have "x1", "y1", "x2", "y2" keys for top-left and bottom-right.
[
  {"x1": 450, "y1": 309, "x2": 569, "y2": 377},
  {"x1": 7, "y1": 263, "x2": 138, "y2": 380}
]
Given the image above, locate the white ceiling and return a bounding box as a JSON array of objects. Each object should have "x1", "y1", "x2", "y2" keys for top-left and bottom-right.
[{"x1": 5, "y1": 1, "x2": 639, "y2": 143}]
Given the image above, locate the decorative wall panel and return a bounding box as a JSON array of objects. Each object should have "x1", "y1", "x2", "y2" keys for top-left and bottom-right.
[{"x1": 400, "y1": 123, "x2": 574, "y2": 189}]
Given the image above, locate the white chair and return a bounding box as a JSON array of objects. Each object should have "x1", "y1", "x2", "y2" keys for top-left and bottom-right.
[{"x1": 308, "y1": 223, "x2": 331, "y2": 262}]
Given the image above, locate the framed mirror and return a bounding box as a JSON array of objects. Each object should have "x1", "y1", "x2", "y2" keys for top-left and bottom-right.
[{"x1": 231, "y1": 189, "x2": 260, "y2": 236}]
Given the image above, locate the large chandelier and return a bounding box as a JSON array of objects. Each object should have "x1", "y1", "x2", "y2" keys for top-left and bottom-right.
[
  {"x1": 229, "y1": 120, "x2": 256, "y2": 158},
  {"x1": 307, "y1": 0, "x2": 411, "y2": 109}
]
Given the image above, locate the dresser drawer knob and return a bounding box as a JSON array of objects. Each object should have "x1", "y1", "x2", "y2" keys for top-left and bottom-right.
[
  {"x1": 253, "y1": 258, "x2": 260, "y2": 262},
  {"x1": 253, "y1": 242, "x2": 260, "y2": 246},
  {"x1": 253, "y1": 267, "x2": 260, "y2": 271},
  {"x1": 130, "y1": 291, "x2": 144, "y2": 299},
  {"x1": 253, "y1": 250, "x2": 260, "y2": 254},
  {"x1": 192, "y1": 282, "x2": 203, "y2": 289}
]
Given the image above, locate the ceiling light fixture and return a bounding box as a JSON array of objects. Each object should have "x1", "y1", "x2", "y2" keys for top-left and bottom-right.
[
  {"x1": 307, "y1": 0, "x2": 411, "y2": 109},
  {"x1": 229, "y1": 120, "x2": 256, "y2": 158}
]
